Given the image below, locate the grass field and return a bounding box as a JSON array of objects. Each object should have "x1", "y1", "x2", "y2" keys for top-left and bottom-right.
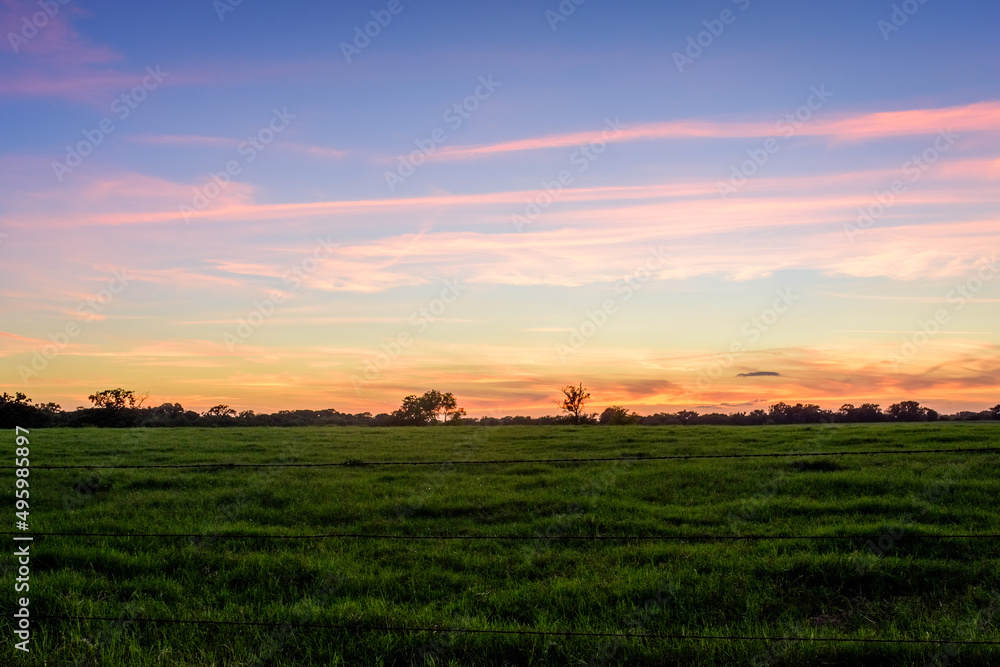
[{"x1": 3, "y1": 423, "x2": 1000, "y2": 666}]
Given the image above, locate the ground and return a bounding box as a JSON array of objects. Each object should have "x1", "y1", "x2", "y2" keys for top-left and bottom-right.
[{"x1": 4, "y1": 423, "x2": 999, "y2": 665}]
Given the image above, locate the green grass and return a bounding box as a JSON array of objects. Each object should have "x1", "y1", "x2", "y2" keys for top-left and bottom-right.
[{"x1": 3, "y1": 423, "x2": 1000, "y2": 665}]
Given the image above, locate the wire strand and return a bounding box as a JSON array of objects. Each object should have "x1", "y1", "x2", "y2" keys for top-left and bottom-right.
[
  {"x1": 15, "y1": 446, "x2": 1000, "y2": 470},
  {"x1": 6, "y1": 531, "x2": 999, "y2": 541},
  {"x1": 37, "y1": 614, "x2": 1000, "y2": 646}
]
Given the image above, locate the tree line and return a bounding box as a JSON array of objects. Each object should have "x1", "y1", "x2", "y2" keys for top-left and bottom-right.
[{"x1": 1, "y1": 387, "x2": 998, "y2": 429}]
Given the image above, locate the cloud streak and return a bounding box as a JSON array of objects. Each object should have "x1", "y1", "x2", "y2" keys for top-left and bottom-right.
[{"x1": 433, "y1": 100, "x2": 1000, "y2": 160}]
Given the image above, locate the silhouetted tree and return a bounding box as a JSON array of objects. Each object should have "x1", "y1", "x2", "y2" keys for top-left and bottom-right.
[
  {"x1": 599, "y1": 406, "x2": 640, "y2": 425},
  {"x1": 419, "y1": 390, "x2": 445, "y2": 422},
  {"x1": 838, "y1": 403, "x2": 884, "y2": 423},
  {"x1": 88, "y1": 388, "x2": 148, "y2": 409},
  {"x1": 140, "y1": 402, "x2": 187, "y2": 427},
  {"x1": 1, "y1": 385, "x2": 973, "y2": 428},
  {"x1": 393, "y1": 395, "x2": 431, "y2": 425},
  {"x1": 154, "y1": 403, "x2": 185, "y2": 418},
  {"x1": 391, "y1": 390, "x2": 465, "y2": 425},
  {"x1": 79, "y1": 388, "x2": 148, "y2": 427},
  {"x1": 560, "y1": 383, "x2": 592, "y2": 425},
  {"x1": 728, "y1": 410, "x2": 768, "y2": 426},
  {"x1": 437, "y1": 392, "x2": 466, "y2": 423},
  {"x1": 0, "y1": 392, "x2": 54, "y2": 428},
  {"x1": 675, "y1": 410, "x2": 699, "y2": 425},
  {"x1": 768, "y1": 402, "x2": 832, "y2": 424},
  {"x1": 887, "y1": 401, "x2": 937, "y2": 422},
  {"x1": 372, "y1": 413, "x2": 393, "y2": 427},
  {"x1": 693, "y1": 412, "x2": 731, "y2": 425}
]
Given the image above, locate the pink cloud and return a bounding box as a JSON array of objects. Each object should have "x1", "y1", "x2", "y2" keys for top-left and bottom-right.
[
  {"x1": 129, "y1": 267, "x2": 251, "y2": 290},
  {"x1": 0, "y1": 4, "x2": 219, "y2": 105},
  {"x1": 0, "y1": 0, "x2": 132, "y2": 104},
  {"x1": 4, "y1": 170, "x2": 258, "y2": 224},
  {"x1": 433, "y1": 101, "x2": 1000, "y2": 160},
  {"x1": 280, "y1": 142, "x2": 350, "y2": 159},
  {"x1": 0, "y1": 330, "x2": 47, "y2": 344},
  {"x1": 128, "y1": 134, "x2": 240, "y2": 148},
  {"x1": 4, "y1": 177, "x2": 997, "y2": 292},
  {"x1": 0, "y1": 179, "x2": 740, "y2": 227},
  {"x1": 0, "y1": 0, "x2": 118, "y2": 63},
  {"x1": 827, "y1": 101, "x2": 1000, "y2": 142},
  {"x1": 125, "y1": 137, "x2": 349, "y2": 158}
]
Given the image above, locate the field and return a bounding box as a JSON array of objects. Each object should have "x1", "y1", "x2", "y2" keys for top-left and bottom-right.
[{"x1": 3, "y1": 423, "x2": 1000, "y2": 665}]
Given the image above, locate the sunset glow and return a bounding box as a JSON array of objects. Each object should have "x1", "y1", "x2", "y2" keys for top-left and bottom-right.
[{"x1": 2, "y1": 0, "x2": 998, "y2": 416}]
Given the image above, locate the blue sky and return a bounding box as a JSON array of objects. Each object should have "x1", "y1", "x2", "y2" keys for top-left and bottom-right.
[{"x1": 1, "y1": 0, "x2": 999, "y2": 415}]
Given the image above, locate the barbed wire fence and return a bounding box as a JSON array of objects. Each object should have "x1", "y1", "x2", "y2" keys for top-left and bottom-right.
[{"x1": 14, "y1": 431, "x2": 1000, "y2": 660}]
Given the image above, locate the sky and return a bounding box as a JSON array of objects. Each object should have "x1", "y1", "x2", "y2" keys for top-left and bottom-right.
[{"x1": 1, "y1": 0, "x2": 998, "y2": 417}]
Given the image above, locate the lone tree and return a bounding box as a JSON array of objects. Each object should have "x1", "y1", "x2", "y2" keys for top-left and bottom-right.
[
  {"x1": 392, "y1": 390, "x2": 465, "y2": 425},
  {"x1": 560, "y1": 383, "x2": 592, "y2": 425}
]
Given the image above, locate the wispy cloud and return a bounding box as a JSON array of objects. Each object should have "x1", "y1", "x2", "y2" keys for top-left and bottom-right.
[
  {"x1": 0, "y1": 0, "x2": 118, "y2": 64},
  {"x1": 128, "y1": 134, "x2": 239, "y2": 147},
  {"x1": 433, "y1": 100, "x2": 1000, "y2": 160},
  {"x1": 279, "y1": 142, "x2": 349, "y2": 159}
]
